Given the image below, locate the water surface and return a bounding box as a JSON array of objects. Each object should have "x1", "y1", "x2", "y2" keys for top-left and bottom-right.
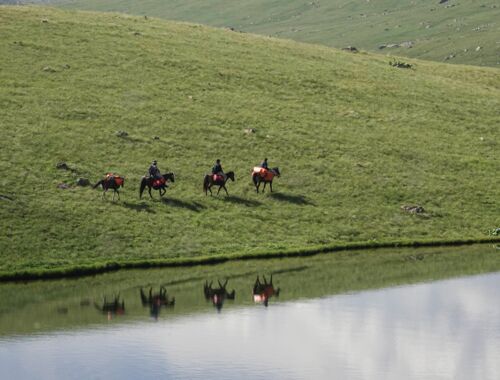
[{"x1": 0, "y1": 244, "x2": 499, "y2": 379}]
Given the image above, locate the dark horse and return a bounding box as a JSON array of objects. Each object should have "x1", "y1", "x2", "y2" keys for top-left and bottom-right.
[
  {"x1": 203, "y1": 171, "x2": 235, "y2": 196},
  {"x1": 93, "y1": 175, "x2": 125, "y2": 200},
  {"x1": 139, "y1": 172, "x2": 175, "y2": 199},
  {"x1": 252, "y1": 167, "x2": 280, "y2": 193}
]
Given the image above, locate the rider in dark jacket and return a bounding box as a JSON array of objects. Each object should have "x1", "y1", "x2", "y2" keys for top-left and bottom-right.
[
  {"x1": 149, "y1": 160, "x2": 161, "y2": 179},
  {"x1": 260, "y1": 158, "x2": 269, "y2": 169},
  {"x1": 212, "y1": 159, "x2": 224, "y2": 175}
]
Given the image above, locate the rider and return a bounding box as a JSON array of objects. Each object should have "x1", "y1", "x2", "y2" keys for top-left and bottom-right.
[
  {"x1": 212, "y1": 159, "x2": 225, "y2": 179},
  {"x1": 260, "y1": 158, "x2": 269, "y2": 170},
  {"x1": 149, "y1": 160, "x2": 162, "y2": 180}
]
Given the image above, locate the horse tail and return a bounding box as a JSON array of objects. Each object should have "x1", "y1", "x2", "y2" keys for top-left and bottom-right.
[
  {"x1": 139, "y1": 177, "x2": 147, "y2": 199},
  {"x1": 203, "y1": 175, "x2": 210, "y2": 193},
  {"x1": 93, "y1": 179, "x2": 103, "y2": 189}
]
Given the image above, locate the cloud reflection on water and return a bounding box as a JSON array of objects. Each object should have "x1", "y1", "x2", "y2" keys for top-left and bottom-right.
[{"x1": 1, "y1": 273, "x2": 500, "y2": 379}]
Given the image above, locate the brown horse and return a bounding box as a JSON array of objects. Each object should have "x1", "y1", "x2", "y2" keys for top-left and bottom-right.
[
  {"x1": 203, "y1": 171, "x2": 235, "y2": 196},
  {"x1": 93, "y1": 174, "x2": 125, "y2": 200},
  {"x1": 253, "y1": 275, "x2": 280, "y2": 307},
  {"x1": 252, "y1": 167, "x2": 280, "y2": 193},
  {"x1": 139, "y1": 172, "x2": 175, "y2": 199}
]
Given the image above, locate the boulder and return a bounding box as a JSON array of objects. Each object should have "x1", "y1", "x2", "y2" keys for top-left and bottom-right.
[
  {"x1": 401, "y1": 205, "x2": 425, "y2": 214},
  {"x1": 76, "y1": 178, "x2": 90, "y2": 187},
  {"x1": 116, "y1": 130, "x2": 128, "y2": 137},
  {"x1": 56, "y1": 162, "x2": 70, "y2": 170},
  {"x1": 342, "y1": 46, "x2": 359, "y2": 53},
  {"x1": 57, "y1": 183, "x2": 71, "y2": 190}
]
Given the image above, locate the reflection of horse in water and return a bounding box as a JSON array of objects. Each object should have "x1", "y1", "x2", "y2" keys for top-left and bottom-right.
[
  {"x1": 95, "y1": 295, "x2": 125, "y2": 319},
  {"x1": 204, "y1": 279, "x2": 235, "y2": 311},
  {"x1": 140, "y1": 287, "x2": 175, "y2": 319},
  {"x1": 253, "y1": 275, "x2": 280, "y2": 307}
]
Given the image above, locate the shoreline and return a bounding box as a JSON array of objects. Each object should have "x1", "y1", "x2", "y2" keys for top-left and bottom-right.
[{"x1": 2, "y1": 237, "x2": 499, "y2": 282}]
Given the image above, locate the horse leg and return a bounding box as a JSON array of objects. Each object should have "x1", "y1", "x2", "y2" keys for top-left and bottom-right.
[
  {"x1": 148, "y1": 186, "x2": 153, "y2": 199},
  {"x1": 223, "y1": 185, "x2": 229, "y2": 196},
  {"x1": 262, "y1": 182, "x2": 267, "y2": 193},
  {"x1": 269, "y1": 181, "x2": 273, "y2": 193},
  {"x1": 217, "y1": 186, "x2": 221, "y2": 195}
]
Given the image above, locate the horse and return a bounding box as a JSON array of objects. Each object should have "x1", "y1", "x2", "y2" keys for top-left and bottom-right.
[
  {"x1": 203, "y1": 171, "x2": 235, "y2": 196},
  {"x1": 204, "y1": 279, "x2": 235, "y2": 311},
  {"x1": 253, "y1": 275, "x2": 280, "y2": 307},
  {"x1": 139, "y1": 172, "x2": 175, "y2": 199},
  {"x1": 252, "y1": 167, "x2": 280, "y2": 193},
  {"x1": 93, "y1": 174, "x2": 125, "y2": 200}
]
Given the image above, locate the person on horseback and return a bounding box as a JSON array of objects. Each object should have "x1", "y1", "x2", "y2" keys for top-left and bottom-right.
[
  {"x1": 211, "y1": 159, "x2": 226, "y2": 182},
  {"x1": 149, "y1": 160, "x2": 161, "y2": 179},
  {"x1": 260, "y1": 158, "x2": 269, "y2": 169}
]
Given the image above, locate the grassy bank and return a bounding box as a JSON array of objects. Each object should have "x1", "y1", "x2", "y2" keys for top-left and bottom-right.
[
  {"x1": 0, "y1": 6, "x2": 499, "y2": 276},
  {"x1": 50, "y1": 0, "x2": 500, "y2": 67},
  {"x1": 1, "y1": 238, "x2": 500, "y2": 282}
]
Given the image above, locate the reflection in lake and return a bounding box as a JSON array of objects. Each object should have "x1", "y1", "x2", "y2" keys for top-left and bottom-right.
[
  {"x1": 0, "y1": 244, "x2": 500, "y2": 379},
  {"x1": 94, "y1": 295, "x2": 125, "y2": 320},
  {"x1": 140, "y1": 287, "x2": 175, "y2": 320},
  {"x1": 203, "y1": 279, "x2": 236, "y2": 311},
  {"x1": 253, "y1": 275, "x2": 280, "y2": 306}
]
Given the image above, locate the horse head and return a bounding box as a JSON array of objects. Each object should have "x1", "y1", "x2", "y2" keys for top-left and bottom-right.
[
  {"x1": 272, "y1": 167, "x2": 281, "y2": 177},
  {"x1": 226, "y1": 171, "x2": 235, "y2": 181},
  {"x1": 163, "y1": 172, "x2": 175, "y2": 183}
]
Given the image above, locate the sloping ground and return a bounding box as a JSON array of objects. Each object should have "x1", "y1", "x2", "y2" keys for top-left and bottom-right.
[
  {"x1": 0, "y1": 6, "x2": 499, "y2": 276},
  {"x1": 50, "y1": 0, "x2": 500, "y2": 67}
]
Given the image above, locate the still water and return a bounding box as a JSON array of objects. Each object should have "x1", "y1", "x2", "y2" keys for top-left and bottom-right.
[{"x1": 0, "y1": 245, "x2": 499, "y2": 379}]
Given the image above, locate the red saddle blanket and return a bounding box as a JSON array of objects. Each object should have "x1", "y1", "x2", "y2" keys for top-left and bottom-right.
[
  {"x1": 213, "y1": 174, "x2": 224, "y2": 182},
  {"x1": 106, "y1": 174, "x2": 124, "y2": 186},
  {"x1": 153, "y1": 177, "x2": 166, "y2": 188}
]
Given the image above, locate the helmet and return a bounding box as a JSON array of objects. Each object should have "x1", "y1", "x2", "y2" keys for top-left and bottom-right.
[
  {"x1": 152, "y1": 160, "x2": 157, "y2": 165},
  {"x1": 264, "y1": 158, "x2": 268, "y2": 161},
  {"x1": 216, "y1": 159, "x2": 221, "y2": 163}
]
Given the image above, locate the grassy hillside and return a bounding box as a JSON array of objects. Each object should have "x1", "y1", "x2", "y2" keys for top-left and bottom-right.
[
  {"x1": 50, "y1": 0, "x2": 500, "y2": 67},
  {"x1": 0, "y1": 6, "x2": 499, "y2": 277}
]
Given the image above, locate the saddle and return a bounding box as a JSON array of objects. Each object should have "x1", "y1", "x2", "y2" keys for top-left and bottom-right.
[
  {"x1": 106, "y1": 173, "x2": 124, "y2": 186},
  {"x1": 152, "y1": 177, "x2": 166, "y2": 189},
  {"x1": 213, "y1": 174, "x2": 225, "y2": 182}
]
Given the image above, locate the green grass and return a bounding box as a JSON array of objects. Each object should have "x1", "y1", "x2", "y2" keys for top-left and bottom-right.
[
  {"x1": 0, "y1": 6, "x2": 499, "y2": 277},
  {"x1": 49, "y1": 0, "x2": 500, "y2": 67},
  {"x1": 1, "y1": 244, "x2": 500, "y2": 336}
]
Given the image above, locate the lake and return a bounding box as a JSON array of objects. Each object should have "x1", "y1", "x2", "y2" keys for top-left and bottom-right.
[{"x1": 0, "y1": 244, "x2": 499, "y2": 379}]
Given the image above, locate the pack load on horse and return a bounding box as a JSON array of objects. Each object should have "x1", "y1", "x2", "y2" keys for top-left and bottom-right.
[
  {"x1": 93, "y1": 173, "x2": 125, "y2": 200},
  {"x1": 204, "y1": 159, "x2": 235, "y2": 196},
  {"x1": 140, "y1": 160, "x2": 175, "y2": 199},
  {"x1": 253, "y1": 275, "x2": 280, "y2": 307},
  {"x1": 252, "y1": 158, "x2": 280, "y2": 193}
]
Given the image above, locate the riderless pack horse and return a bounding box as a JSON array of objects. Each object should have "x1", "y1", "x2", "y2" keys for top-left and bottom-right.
[
  {"x1": 139, "y1": 172, "x2": 175, "y2": 199},
  {"x1": 252, "y1": 167, "x2": 280, "y2": 193},
  {"x1": 93, "y1": 174, "x2": 125, "y2": 200},
  {"x1": 203, "y1": 171, "x2": 235, "y2": 196}
]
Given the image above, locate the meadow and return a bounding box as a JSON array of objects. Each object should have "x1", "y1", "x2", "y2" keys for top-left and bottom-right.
[
  {"x1": 0, "y1": 6, "x2": 499, "y2": 278},
  {"x1": 51, "y1": 0, "x2": 500, "y2": 67}
]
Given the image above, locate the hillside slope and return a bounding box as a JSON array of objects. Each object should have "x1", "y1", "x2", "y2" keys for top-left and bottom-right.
[
  {"x1": 50, "y1": 0, "x2": 500, "y2": 67},
  {"x1": 0, "y1": 6, "x2": 499, "y2": 275}
]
